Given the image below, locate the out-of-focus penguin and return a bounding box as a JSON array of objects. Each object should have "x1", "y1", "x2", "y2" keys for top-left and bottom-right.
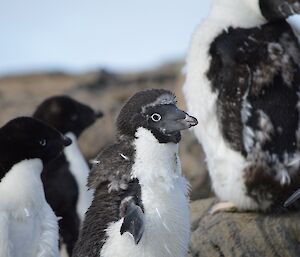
[
  {"x1": 184, "y1": 0, "x2": 300, "y2": 212},
  {"x1": 33, "y1": 96, "x2": 103, "y2": 255},
  {"x1": 73, "y1": 89, "x2": 198, "y2": 257},
  {"x1": 0, "y1": 117, "x2": 72, "y2": 257}
]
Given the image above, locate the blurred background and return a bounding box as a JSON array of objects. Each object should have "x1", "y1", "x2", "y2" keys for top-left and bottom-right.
[
  {"x1": 0, "y1": 0, "x2": 210, "y2": 75},
  {"x1": 1, "y1": 0, "x2": 300, "y2": 200}
]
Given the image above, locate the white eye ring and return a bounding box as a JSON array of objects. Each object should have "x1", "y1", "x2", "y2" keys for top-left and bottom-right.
[
  {"x1": 39, "y1": 139, "x2": 47, "y2": 146},
  {"x1": 151, "y1": 113, "x2": 161, "y2": 122}
]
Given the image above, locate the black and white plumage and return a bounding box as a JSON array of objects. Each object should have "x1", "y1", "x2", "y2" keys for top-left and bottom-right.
[
  {"x1": 183, "y1": 0, "x2": 300, "y2": 211},
  {"x1": 33, "y1": 96, "x2": 103, "y2": 256},
  {"x1": 73, "y1": 89, "x2": 198, "y2": 257},
  {"x1": 0, "y1": 117, "x2": 71, "y2": 257}
]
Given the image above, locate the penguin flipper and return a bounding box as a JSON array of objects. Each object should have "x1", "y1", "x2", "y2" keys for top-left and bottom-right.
[{"x1": 120, "y1": 202, "x2": 144, "y2": 244}]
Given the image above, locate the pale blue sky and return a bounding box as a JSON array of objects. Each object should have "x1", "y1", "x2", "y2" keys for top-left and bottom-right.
[{"x1": 0, "y1": 0, "x2": 211, "y2": 75}]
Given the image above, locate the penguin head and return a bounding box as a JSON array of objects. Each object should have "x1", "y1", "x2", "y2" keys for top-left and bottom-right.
[
  {"x1": 33, "y1": 96, "x2": 103, "y2": 137},
  {"x1": 0, "y1": 117, "x2": 71, "y2": 179},
  {"x1": 116, "y1": 89, "x2": 198, "y2": 143},
  {"x1": 259, "y1": 0, "x2": 300, "y2": 20}
]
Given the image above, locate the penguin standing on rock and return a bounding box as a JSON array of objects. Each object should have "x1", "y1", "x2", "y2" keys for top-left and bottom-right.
[
  {"x1": 73, "y1": 89, "x2": 198, "y2": 257},
  {"x1": 0, "y1": 117, "x2": 72, "y2": 257},
  {"x1": 184, "y1": 0, "x2": 300, "y2": 213},
  {"x1": 33, "y1": 96, "x2": 103, "y2": 256}
]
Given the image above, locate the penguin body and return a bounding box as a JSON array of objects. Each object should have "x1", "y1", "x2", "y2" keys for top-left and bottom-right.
[
  {"x1": 73, "y1": 89, "x2": 198, "y2": 257},
  {"x1": 184, "y1": 0, "x2": 300, "y2": 211},
  {"x1": 99, "y1": 128, "x2": 189, "y2": 257},
  {"x1": 33, "y1": 96, "x2": 103, "y2": 255},
  {"x1": 0, "y1": 117, "x2": 71, "y2": 257}
]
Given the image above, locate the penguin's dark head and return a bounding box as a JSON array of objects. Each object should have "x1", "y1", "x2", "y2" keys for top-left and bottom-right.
[
  {"x1": 33, "y1": 96, "x2": 103, "y2": 137},
  {"x1": 0, "y1": 117, "x2": 71, "y2": 177},
  {"x1": 116, "y1": 89, "x2": 198, "y2": 143},
  {"x1": 259, "y1": 0, "x2": 300, "y2": 20}
]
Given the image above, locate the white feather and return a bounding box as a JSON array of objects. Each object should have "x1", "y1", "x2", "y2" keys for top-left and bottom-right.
[
  {"x1": 209, "y1": 0, "x2": 265, "y2": 27},
  {"x1": 0, "y1": 159, "x2": 60, "y2": 257},
  {"x1": 100, "y1": 128, "x2": 190, "y2": 257},
  {"x1": 120, "y1": 153, "x2": 129, "y2": 161}
]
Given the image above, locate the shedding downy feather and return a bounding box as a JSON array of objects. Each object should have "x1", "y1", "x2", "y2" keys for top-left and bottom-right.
[
  {"x1": 184, "y1": 0, "x2": 300, "y2": 210},
  {"x1": 100, "y1": 128, "x2": 190, "y2": 257}
]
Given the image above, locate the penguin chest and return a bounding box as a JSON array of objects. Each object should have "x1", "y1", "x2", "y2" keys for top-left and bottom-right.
[
  {"x1": 101, "y1": 177, "x2": 190, "y2": 257},
  {"x1": 0, "y1": 160, "x2": 59, "y2": 257},
  {"x1": 64, "y1": 132, "x2": 94, "y2": 222},
  {"x1": 139, "y1": 178, "x2": 190, "y2": 257},
  {"x1": 9, "y1": 207, "x2": 44, "y2": 257}
]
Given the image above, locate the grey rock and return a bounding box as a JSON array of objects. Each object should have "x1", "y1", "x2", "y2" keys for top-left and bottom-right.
[{"x1": 190, "y1": 198, "x2": 300, "y2": 257}]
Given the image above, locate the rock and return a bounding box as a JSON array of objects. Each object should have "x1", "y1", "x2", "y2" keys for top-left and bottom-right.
[{"x1": 190, "y1": 198, "x2": 300, "y2": 257}]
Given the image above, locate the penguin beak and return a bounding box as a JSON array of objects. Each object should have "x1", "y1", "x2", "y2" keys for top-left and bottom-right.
[
  {"x1": 156, "y1": 105, "x2": 198, "y2": 134},
  {"x1": 63, "y1": 136, "x2": 72, "y2": 147},
  {"x1": 95, "y1": 110, "x2": 104, "y2": 119},
  {"x1": 179, "y1": 113, "x2": 198, "y2": 129}
]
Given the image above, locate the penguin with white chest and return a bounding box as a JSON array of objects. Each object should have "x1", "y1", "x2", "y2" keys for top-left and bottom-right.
[
  {"x1": 33, "y1": 96, "x2": 103, "y2": 256},
  {"x1": 184, "y1": 0, "x2": 300, "y2": 212},
  {"x1": 0, "y1": 117, "x2": 72, "y2": 257},
  {"x1": 72, "y1": 89, "x2": 198, "y2": 257}
]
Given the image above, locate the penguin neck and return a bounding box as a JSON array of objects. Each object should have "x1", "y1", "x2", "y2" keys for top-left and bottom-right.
[
  {"x1": 64, "y1": 132, "x2": 80, "y2": 157},
  {"x1": 63, "y1": 132, "x2": 88, "y2": 174},
  {"x1": 209, "y1": 0, "x2": 266, "y2": 28},
  {"x1": 63, "y1": 131, "x2": 92, "y2": 222},
  {"x1": 131, "y1": 127, "x2": 181, "y2": 188},
  {"x1": 0, "y1": 159, "x2": 44, "y2": 212}
]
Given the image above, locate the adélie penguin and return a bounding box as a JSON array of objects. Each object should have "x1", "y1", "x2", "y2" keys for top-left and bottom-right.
[
  {"x1": 33, "y1": 95, "x2": 103, "y2": 256},
  {"x1": 72, "y1": 89, "x2": 198, "y2": 257},
  {"x1": 183, "y1": 0, "x2": 300, "y2": 212},
  {"x1": 0, "y1": 117, "x2": 72, "y2": 257}
]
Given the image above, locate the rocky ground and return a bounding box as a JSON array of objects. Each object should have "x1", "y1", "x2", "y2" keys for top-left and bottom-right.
[{"x1": 190, "y1": 198, "x2": 300, "y2": 257}]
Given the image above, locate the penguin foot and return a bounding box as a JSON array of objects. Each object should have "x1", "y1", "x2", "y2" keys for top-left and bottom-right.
[{"x1": 209, "y1": 201, "x2": 237, "y2": 215}]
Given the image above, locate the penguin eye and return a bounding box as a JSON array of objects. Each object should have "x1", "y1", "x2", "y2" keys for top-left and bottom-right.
[
  {"x1": 71, "y1": 114, "x2": 78, "y2": 121},
  {"x1": 151, "y1": 113, "x2": 161, "y2": 122},
  {"x1": 39, "y1": 139, "x2": 47, "y2": 147}
]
